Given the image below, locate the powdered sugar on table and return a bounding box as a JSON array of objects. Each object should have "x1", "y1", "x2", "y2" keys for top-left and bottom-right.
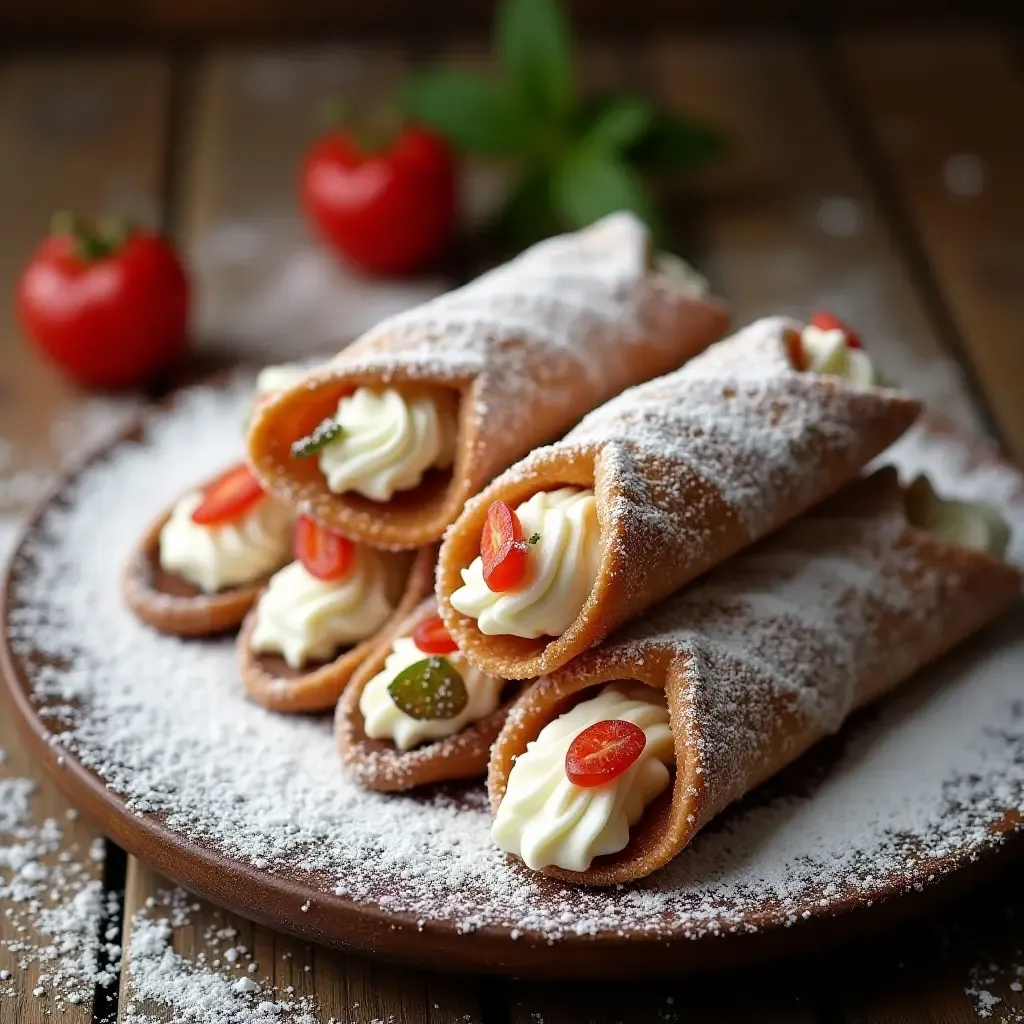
[{"x1": 4, "y1": 377, "x2": 1024, "y2": 954}]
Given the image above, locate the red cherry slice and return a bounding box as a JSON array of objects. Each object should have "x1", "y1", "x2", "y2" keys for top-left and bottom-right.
[
  {"x1": 191, "y1": 464, "x2": 265, "y2": 526},
  {"x1": 481, "y1": 500, "x2": 528, "y2": 593},
  {"x1": 294, "y1": 515, "x2": 355, "y2": 581},
  {"x1": 810, "y1": 310, "x2": 862, "y2": 349},
  {"x1": 412, "y1": 615, "x2": 458, "y2": 655},
  {"x1": 565, "y1": 719, "x2": 647, "y2": 788}
]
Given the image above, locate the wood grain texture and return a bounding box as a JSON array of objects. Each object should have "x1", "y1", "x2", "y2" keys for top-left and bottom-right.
[
  {"x1": 0, "y1": 55, "x2": 170, "y2": 520},
  {"x1": 117, "y1": 859, "x2": 483, "y2": 1022},
  {"x1": 829, "y1": 871, "x2": 1024, "y2": 1022},
  {"x1": 509, "y1": 971, "x2": 819, "y2": 1023},
  {"x1": 0, "y1": 53, "x2": 170, "y2": 1024},
  {"x1": 644, "y1": 35, "x2": 985, "y2": 433},
  {"x1": 0, "y1": 701, "x2": 109, "y2": 1024},
  {"x1": 840, "y1": 31, "x2": 1024, "y2": 458},
  {"x1": 177, "y1": 46, "x2": 445, "y2": 364}
]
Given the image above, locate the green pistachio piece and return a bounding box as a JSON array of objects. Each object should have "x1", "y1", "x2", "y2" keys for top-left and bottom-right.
[
  {"x1": 388, "y1": 657, "x2": 469, "y2": 721},
  {"x1": 291, "y1": 418, "x2": 343, "y2": 458}
]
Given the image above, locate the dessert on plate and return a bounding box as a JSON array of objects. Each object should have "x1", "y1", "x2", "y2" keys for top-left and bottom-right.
[
  {"x1": 486, "y1": 468, "x2": 1020, "y2": 884},
  {"x1": 123, "y1": 365, "x2": 306, "y2": 637},
  {"x1": 246, "y1": 213, "x2": 729, "y2": 550},
  {"x1": 436, "y1": 315, "x2": 919, "y2": 680},
  {"x1": 336, "y1": 598, "x2": 515, "y2": 791},
  {"x1": 237, "y1": 517, "x2": 436, "y2": 713}
]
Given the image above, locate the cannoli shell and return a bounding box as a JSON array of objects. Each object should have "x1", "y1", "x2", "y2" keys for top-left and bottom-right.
[
  {"x1": 487, "y1": 469, "x2": 1021, "y2": 884},
  {"x1": 238, "y1": 546, "x2": 436, "y2": 713},
  {"x1": 247, "y1": 213, "x2": 729, "y2": 550},
  {"x1": 438, "y1": 318, "x2": 922, "y2": 679}
]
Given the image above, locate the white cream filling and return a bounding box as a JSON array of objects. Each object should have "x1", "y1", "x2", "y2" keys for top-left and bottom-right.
[
  {"x1": 492, "y1": 684, "x2": 674, "y2": 872},
  {"x1": 359, "y1": 636, "x2": 505, "y2": 750},
  {"x1": 654, "y1": 252, "x2": 710, "y2": 298},
  {"x1": 906, "y1": 475, "x2": 1011, "y2": 559},
  {"x1": 249, "y1": 547, "x2": 399, "y2": 669},
  {"x1": 449, "y1": 488, "x2": 600, "y2": 639},
  {"x1": 254, "y1": 363, "x2": 308, "y2": 397},
  {"x1": 158, "y1": 492, "x2": 292, "y2": 594},
  {"x1": 317, "y1": 386, "x2": 459, "y2": 502},
  {"x1": 800, "y1": 325, "x2": 877, "y2": 385}
]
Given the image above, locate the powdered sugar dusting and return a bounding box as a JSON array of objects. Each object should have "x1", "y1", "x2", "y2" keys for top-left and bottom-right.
[
  {"x1": 308, "y1": 212, "x2": 702, "y2": 452},
  {"x1": 0, "y1": 765, "x2": 120, "y2": 1009},
  {"x1": 574, "y1": 463, "x2": 1018, "y2": 833},
  {"x1": 123, "y1": 888, "x2": 320, "y2": 1024},
  {"x1": 568, "y1": 317, "x2": 908, "y2": 535},
  {"x1": 4, "y1": 381, "x2": 1024, "y2": 954}
]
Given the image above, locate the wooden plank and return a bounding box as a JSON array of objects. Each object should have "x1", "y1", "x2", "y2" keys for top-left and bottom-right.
[
  {"x1": 0, "y1": 0, "x2": 813, "y2": 43},
  {"x1": 644, "y1": 35, "x2": 985, "y2": 433},
  {"x1": 840, "y1": 31, "x2": 1024, "y2": 458},
  {"x1": 0, "y1": 53, "x2": 171, "y2": 1024},
  {"x1": 828, "y1": 872, "x2": 1024, "y2": 1022},
  {"x1": 0, "y1": 55, "x2": 170, "y2": 520},
  {"x1": 118, "y1": 859, "x2": 482, "y2": 1022},
  {"x1": 178, "y1": 46, "x2": 445, "y2": 364},
  {"x1": 0, "y1": 698, "x2": 116, "y2": 1023},
  {"x1": 509, "y1": 974, "x2": 818, "y2": 1024}
]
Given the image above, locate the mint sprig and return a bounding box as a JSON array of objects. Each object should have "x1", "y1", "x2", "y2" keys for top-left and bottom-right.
[{"x1": 403, "y1": 0, "x2": 725, "y2": 246}]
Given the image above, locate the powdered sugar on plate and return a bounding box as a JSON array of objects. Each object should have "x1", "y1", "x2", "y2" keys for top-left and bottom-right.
[
  {"x1": 0, "y1": 758, "x2": 120, "y2": 1009},
  {"x1": 4, "y1": 378, "x2": 1024, "y2": 956}
]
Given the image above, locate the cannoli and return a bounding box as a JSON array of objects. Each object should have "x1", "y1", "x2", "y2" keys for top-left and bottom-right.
[
  {"x1": 237, "y1": 516, "x2": 435, "y2": 713},
  {"x1": 438, "y1": 315, "x2": 920, "y2": 679},
  {"x1": 123, "y1": 366, "x2": 307, "y2": 637},
  {"x1": 487, "y1": 468, "x2": 1020, "y2": 884},
  {"x1": 246, "y1": 213, "x2": 729, "y2": 550},
  {"x1": 336, "y1": 598, "x2": 516, "y2": 791}
]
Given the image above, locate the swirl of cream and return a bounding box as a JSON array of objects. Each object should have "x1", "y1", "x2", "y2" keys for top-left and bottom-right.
[
  {"x1": 799, "y1": 324, "x2": 877, "y2": 385},
  {"x1": 249, "y1": 547, "x2": 399, "y2": 669},
  {"x1": 359, "y1": 636, "x2": 505, "y2": 750},
  {"x1": 449, "y1": 488, "x2": 600, "y2": 639},
  {"x1": 158, "y1": 492, "x2": 292, "y2": 594},
  {"x1": 654, "y1": 252, "x2": 710, "y2": 297},
  {"x1": 491, "y1": 684, "x2": 674, "y2": 872},
  {"x1": 317, "y1": 386, "x2": 459, "y2": 502},
  {"x1": 254, "y1": 362, "x2": 308, "y2": 397},
  {"x1": 906, "y1": 475, "x2": 1011, "y2": 559}
]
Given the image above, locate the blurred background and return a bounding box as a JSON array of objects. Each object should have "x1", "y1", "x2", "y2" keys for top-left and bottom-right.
[{"x1": 0, "y1": 0, "x2": 1020, "y2": 530}]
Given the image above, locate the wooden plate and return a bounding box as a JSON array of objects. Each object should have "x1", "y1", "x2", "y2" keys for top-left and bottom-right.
[{"x1": 3, "y1": 381, "x2": 1024, "y2": 979}]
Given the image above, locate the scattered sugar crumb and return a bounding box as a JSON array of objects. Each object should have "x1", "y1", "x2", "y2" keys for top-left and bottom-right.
[
  {"x1": 124, "y1": 887, "x2": 321, "y2": 1022},
  {"x1": 0, "y1": 766, "x2": 119, "y2": 1008}
]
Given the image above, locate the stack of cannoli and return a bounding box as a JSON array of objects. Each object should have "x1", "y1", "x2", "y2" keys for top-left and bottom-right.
[
  {"x1": 126, "y1": 213, "x2": 1021, "y2": 887},
  {"x1": 125, "y1": 213, "x2": 729, "y2": 715}
]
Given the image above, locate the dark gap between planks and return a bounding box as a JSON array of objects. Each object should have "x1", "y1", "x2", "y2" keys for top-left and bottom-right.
[{"x1": 91, "y1": 842, "x2": 127, "y2": 1024}]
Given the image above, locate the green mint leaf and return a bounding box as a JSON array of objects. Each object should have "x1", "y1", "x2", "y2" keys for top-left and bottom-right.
[
  {"x1": 403, "y1": 69, "x2": 530, "y2": 157},
  {"x1": 497, "y1": 0, "x2": 574, "y2": 123},
  {"x1": 627, "y1": 112, "x2": 728, "y2": 172},
  {"x1": 528, "y1": 533, "x2": 541, "y2": 545},
  {"x1": 583, "y1": 95, "x2": 654, "y2": 153},
  {"x1": 291, "y1": 418, "x2": 342, "y2": 458},
  {"x1": 388, "y1": 657, "x2": 469, "y2": 721},
  {"x1": 553, "y1": 146, "x2": 657, "y2": 233},
  {"x1": 492, "y1": 166, "x2": 561, "y2": 251}
]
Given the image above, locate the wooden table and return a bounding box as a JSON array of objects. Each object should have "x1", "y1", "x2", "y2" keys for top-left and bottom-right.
[{"x1": 2, "y1": 29, "x2": 1023, "y2": 1023}]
